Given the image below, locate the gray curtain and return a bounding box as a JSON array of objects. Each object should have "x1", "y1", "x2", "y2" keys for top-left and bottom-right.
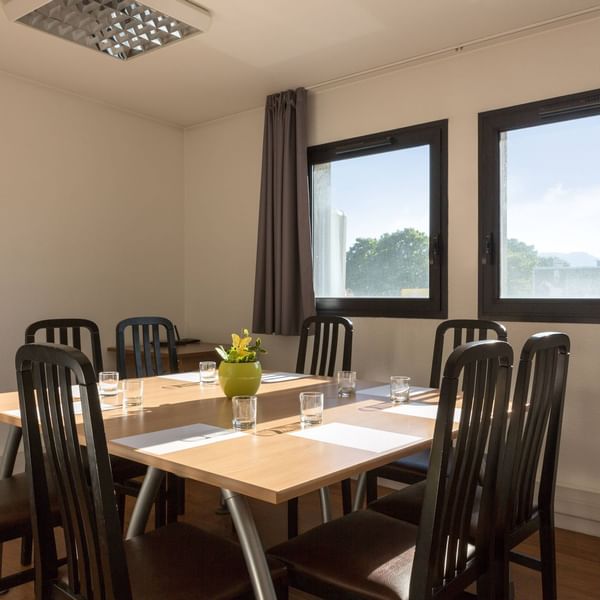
[{"x1": 252, "y1": 88, "x2": 315, "y2": 335}]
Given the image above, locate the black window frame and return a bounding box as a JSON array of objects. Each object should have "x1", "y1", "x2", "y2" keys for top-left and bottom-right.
[
  {"x1": 479, "y1": 88, "x2": 600, "y2": 324},
  {"x1": 308, "y1": 120, "x2": 448, "y2": 319}
]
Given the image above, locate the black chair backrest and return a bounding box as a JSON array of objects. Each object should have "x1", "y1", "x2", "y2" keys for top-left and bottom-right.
[
  {"x1": 25, "y1": 319, "x2": 104, "y2": 375},
  {"x1": 116, "y1": 316, "x2": 178, "y2": 378},
  {"x1": 505, "y1": 332, "x2": 570, "y2": 531},
  {"x1": 295, "y1": 315, "x2": 353, "y2": 377},
  {"x1": 429, "y1": 319, "x2": 507, "y2": 388},
  {"x1": 16, "y1": 343, "x2": 131, "y2": 600},
  {"x1": 410, "y1": 339, "x2": 513, "y2": 599}
]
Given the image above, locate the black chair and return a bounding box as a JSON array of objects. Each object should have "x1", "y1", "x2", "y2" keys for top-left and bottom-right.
[
  {"x1": 0, "y1": 428, "x2": 62, "y2": 593},
  {"x1": 369, "y1": 332, "x2": 570, "y2": 600},
  {"x1": 270, "y1": 339, "x2": 513, "y2": 599},
  {"x1": 116, "y1": 316, "x2": 183, "y2": 525},
  {"x1": 295, "y1": 315, "x2": 353, "y2": 377},
  {"x1": 25, "y1": 318, "x2": 104, "y2": 373},
  {"x1": 496, "y1": 332, "x2": 570, "y2": 599},
  {"x1": 287, "y1": 315, "x2": 353, "y2": 539},
  {"x1": 366, "y1": 318, "x2": 507, "y2": 503},
  {"x1": 116, "y1": 316, "x2": 178, "y2": 378},
  {"x1": 15, "y1": 342, "x2": 288, "y2": 600},
  {"x1": 25, "y1": 318, "x2": 157, "y2": 529}
]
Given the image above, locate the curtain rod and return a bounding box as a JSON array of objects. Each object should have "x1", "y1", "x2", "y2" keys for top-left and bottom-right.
[{"x1": 307, "y1": 6, "x2": 600, "y2": 93}]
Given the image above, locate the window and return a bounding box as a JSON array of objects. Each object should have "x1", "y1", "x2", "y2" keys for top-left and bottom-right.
[
  {"x1": 309, "y1": 121, "x2": 448, "y2": 318},
  {"x1": 479, "y1": 89, "x2": 600, "y2": 323}
]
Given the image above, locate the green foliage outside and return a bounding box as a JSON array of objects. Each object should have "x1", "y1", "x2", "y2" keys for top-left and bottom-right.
[
  {"x1": 345, "y1": 228, "x2": 429, "y2": 296},
  {"x1": 344, "y1": 230, "x2": 568, "y2": 298},
  {"x1": 505, "y1": 238, "x2": 568, "y2": 297}
]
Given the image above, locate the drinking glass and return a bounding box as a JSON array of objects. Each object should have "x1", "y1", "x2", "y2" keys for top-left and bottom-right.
[
  {"x1": 123, "y1": 379, "x2": 144, "y2": 409},
  {"x1": 336, "y1": 370, "x2": 356, "y2": 397},
  {"x1": 99, "y1": 371, "x2": 119, "y2": 397},
  {"x1": 199, "y1": 361, "x2": 217, "y2": 384},
  {"x1": 232, "y1": 395, "x2": 257, "y2": 430},
  {"x1": 390, "y1": 376, "x2": 410, "y2": 403},
  {"x1": 299, "y1": 391, "x2": 324, "y2": 425}
]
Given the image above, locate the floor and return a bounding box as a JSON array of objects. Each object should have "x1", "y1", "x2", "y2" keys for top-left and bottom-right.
[{"x1": 2, "y1": 480, "x2": 599, "y2": 599}]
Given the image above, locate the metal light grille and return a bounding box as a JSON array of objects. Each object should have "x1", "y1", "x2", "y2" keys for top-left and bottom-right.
[{"x1": 18, "y1": 0, "x2": 200, "y2": 60}]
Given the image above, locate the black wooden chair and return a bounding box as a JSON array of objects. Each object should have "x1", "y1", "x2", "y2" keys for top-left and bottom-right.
[
  {"x1": 368, "y1": 332, "x2": 569, "y2": 600},
  {"x1": 25, "y1": 318, "x2": 105, "y2": 373},
  {"x1": 287, "y1": 315, "x2": 353, "y2": 539},
  {"x1": 116, "y1": 316, "x2": 178, "y2": 378},
  {"x1": 496, "y1": 332, "x2": 570, "y2": 599},
  {"x1": 295, "y1": 315, "x2": 353, "y2": 377},
  {"x1": 270, "y1": 339, "x2": 513, "y2": 599},
  {"x1": 366, "y1": 318, "x2": 507, "y2": 503},
  {"x1": 0, "y1": 430, "x2": 62, "y2": 593},
  {"x1": 15, "y1": 342, "x2": 288, "y2": 600},
  {"x1": 116, "y1": 316, "x2": 183, "y2": 525},
  {"x1": 25, "y1": 318, "x2": 158, "y2": 529}
]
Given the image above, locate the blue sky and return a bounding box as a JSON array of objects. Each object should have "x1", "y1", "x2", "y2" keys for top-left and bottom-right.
[
  {"x1": 505, "y1": 114, "x2": 600, "y2": 257},
  {"x1": 327, "y1": 145, "x2": 429, "y2": 250},
  {"x1": 320, "y1": 114, "x2": 600, "y2": 258}
]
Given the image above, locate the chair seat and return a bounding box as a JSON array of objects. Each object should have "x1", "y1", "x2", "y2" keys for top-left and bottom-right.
[
  {"x1": 0, "y1": 473, "x2": 34, "y2": 542},
  {"x1": 0, "y1": 473, "x2": 59, "y2": 542},
  {"x1": 110, "y1": 455, "x2": 148, "y2": 483},
  {"x1": 269, "y1": 510, "x2": 418, "y2": 600},
  {"x1": 369, "y1": 481, "x2": 491, "y2": 539},
  {"x1": 125, "y1": 522, "x2": 288, "y2": 600},
  {"x1": 368, "y1": 481, "x2": 427, "y2": 525}
]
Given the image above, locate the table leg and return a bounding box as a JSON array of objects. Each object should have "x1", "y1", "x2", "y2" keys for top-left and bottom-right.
[
  {"x1": 352, "y1": 473, "x2": 367, "y2": 512},
  {"x1": 319, "y1": 487, "x2": 332, "y2": 522},
  {"x1": 221, "y1": 488, "x2": 277, "y2": 600},
  {"x1": 0, "y1": 426, "x2": 22, "y2": 478},
  {"x1": 125, "y1": 467, "x2": 165, "y2": 540}
]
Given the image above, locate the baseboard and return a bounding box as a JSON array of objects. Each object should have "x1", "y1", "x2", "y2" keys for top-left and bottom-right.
[
  {"x1": 377, "y1": 478, "x2": 600, "y2": 538},
  {"x1": 554, "y1": 484, "x2": 600, "y2": 537}
]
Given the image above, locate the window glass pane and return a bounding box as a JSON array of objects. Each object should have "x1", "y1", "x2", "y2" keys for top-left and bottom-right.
[
  {"x1": 500, "y1": 115, "x2": 600, "y2": 298},
  {"x1": 312, "y1": 146, "x2": 430, "y2": 299}
]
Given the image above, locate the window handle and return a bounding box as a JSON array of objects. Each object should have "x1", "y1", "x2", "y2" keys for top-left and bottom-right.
[
  {"x1": 482, "y1": 233, "x2": 494, "y2": 265},
  {"x1": 429, "y1": 234, "x2": 441, "y2": 266}
]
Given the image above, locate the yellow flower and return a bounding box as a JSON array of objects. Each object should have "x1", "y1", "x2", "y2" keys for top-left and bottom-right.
[{"x1": 232, "y1": 332, "x2": 252, "y2": 353}]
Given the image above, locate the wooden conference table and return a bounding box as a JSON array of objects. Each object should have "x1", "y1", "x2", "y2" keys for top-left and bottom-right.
[{"x1": 0, "y1": 372, "x2": 441, "y2": 600}]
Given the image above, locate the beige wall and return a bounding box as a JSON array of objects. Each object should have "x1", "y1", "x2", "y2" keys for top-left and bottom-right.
[
  {"x1": 184, "y1": 18, "x2": 600, "y2": 533},
  {"x1": 0, "y1": 71, "x2": 185, "y2": 395}
]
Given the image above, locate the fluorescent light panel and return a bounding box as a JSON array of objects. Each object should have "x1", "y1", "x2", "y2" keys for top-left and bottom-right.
[{"x1": 17, "y1": 0, "x2": 201, "y2": 60}]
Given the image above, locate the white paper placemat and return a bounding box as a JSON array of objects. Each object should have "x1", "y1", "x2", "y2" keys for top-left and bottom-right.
[
  {"x1": 358, "y1": 385, "x2": 436, "y2": 400},
  {"x1": 383, "y1": 404, "x2": 462, "y2": 423},
  {"x1": 5, "y1": 401, "x2": 120, "y2": 418},
  {"x1": 261, "y1": 372, "x2": 311, "y2": 383},
  {"x1": 113, "y1": 423, "x2": 245, "y2": 456},
  {"x1": 289, "y1": 422, "x2": 421, "y2": 453},
  {"x1": 158, "y1": 372, "x2": 200, "y2": 383}
]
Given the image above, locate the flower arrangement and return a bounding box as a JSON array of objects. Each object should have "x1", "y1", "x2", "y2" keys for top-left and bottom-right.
[{"x1": 216, "y1": 328, "x2": 267, "y2": 363}]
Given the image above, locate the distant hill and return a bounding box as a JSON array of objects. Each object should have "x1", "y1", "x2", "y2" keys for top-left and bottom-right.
[{"x1": 539, "y1": 251, "x2": 600, "y2": 268}]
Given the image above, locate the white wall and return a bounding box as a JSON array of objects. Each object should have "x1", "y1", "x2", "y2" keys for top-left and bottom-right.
[
  {"x1": 0, "y1": 71, "x2": 185, "y2": 449},
  {"x1": 183, "y1": 18, "x2": 600, "y2": 534}
]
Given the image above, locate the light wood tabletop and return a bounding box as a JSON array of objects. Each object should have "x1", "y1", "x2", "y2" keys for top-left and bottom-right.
[{"x1": 0, "y1": 374, "x2": 441, "y2": 504}]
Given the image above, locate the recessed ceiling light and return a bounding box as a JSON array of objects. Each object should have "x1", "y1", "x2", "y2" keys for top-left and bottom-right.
[{"x1": 4, "y1": 0, "x2": 211, "y2": 61}]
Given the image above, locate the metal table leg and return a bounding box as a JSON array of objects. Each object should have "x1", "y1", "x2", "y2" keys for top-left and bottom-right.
[
  {"x1": 319, "y1": 486, "x2": 332, "y2": 522},
  {"x1": 126, "y1": 467, "x2": 165, "y2": 539},
  {"x1": 0, "y1": 426, "x2": 22, "y2": 478},
  {"x1": 221, "y1": 488, "x2": 276, "y2": 600},
  {"x1": 352, "y1": 473, "x2": 367, "y2": 512}
]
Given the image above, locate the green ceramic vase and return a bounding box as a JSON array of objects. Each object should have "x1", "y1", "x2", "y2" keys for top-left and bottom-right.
[{"x1": 218, "y1": 361, "x2": 262, "y2": 398}]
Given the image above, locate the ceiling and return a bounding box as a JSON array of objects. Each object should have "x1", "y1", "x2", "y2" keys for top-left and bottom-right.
[{"x1": 1, "y1": 0, "x2": 600, "y2": 127}]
